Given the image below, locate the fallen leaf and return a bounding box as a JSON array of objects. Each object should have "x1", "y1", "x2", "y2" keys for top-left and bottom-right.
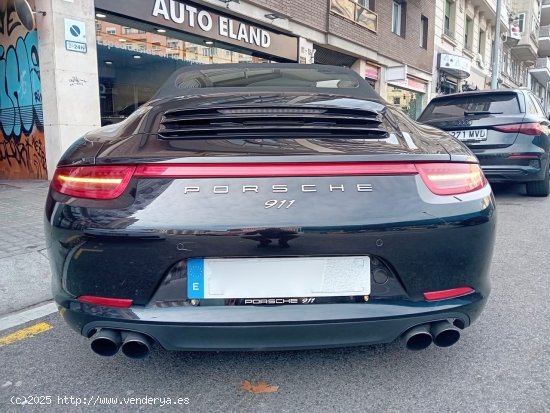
[{"x1": 240, "y1": 380, "x2": 279, "y2": 394}]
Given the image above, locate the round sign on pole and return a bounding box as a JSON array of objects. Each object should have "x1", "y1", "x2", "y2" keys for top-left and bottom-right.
[{"x1": 14, "y1": 0, "x2": 36, "y2": 31}]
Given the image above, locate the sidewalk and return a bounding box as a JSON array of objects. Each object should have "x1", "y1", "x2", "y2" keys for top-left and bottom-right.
[{"x1": 0, "y1": 180, "x2": 51, "y2": 316}]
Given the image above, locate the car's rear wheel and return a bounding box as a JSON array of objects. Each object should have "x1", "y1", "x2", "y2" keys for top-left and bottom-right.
[{"x1": 526, "y1": 162, "x2": 550, "y2": 197}]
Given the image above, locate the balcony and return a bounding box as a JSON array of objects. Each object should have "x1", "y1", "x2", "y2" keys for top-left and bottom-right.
[
  {"x1": 511, "y1": 25, "x2": 539, "y2": 63},
  {"x1": 539, "y1": 25, "x2": 550, "y2": 57},
  {"x1": 530, "y1": 57, "x2": 550, "y2": 84},
  {"x1": 330, "y1": 0, "x2": 377, "y2": 32}
]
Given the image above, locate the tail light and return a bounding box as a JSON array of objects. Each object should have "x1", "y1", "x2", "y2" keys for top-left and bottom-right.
[
  {"x1": 51, "y1": 165, "x2": 135, "y2": 199},
  {"x1": 51, "y1": 162, "x2": 486, "y2": 199},
  {"x1": 493, "y1": 122, "x2": 542, "y2": 135},
  {"x1": 416, "y1": 163, "x2": 486, "y2": 195}
]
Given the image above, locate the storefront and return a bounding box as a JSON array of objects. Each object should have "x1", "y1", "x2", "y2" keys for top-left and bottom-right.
[
  {"x1": 387, "y1": 77, "x2": 428, "y2": 120},
  {"x1": 437, "y1": 53, "x2": 471, "y2": 95},
  {"x1": 94, "y1": 0, "x2": 298, "y2": 125},
  {"x1": 364, "y1": 62, "x2": 380, "y2": 90}
]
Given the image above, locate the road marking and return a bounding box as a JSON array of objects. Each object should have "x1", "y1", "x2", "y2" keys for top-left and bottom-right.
[
  {"x1": 0, "y1": 302, "x2": 58, "y2": 332},
  {"x1": 0, "y1": 322, "x2": 53, "y2": 347}
]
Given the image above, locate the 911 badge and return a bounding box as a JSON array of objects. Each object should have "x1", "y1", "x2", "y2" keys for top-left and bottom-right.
[{"x1": 243, "y1": 298, "x2": 316, "y2": 305}]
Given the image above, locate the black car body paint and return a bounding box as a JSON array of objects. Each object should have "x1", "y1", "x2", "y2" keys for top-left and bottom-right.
[{"x1": 45, "y1": 64, "x2": 496, "y2": 352}]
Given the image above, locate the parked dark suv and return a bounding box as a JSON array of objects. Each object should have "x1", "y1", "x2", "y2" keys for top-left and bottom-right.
[{"x1": 418, "y1": 89, "x2": 550, "y2": 196}]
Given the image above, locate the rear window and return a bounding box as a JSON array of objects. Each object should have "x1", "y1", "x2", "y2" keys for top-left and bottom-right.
[
  {"x1": 174, "y1": 67, "x2": 360, "y2": 89},
  {"x1": 419, "y1": 93, "x2": 521, "y2": 120}
]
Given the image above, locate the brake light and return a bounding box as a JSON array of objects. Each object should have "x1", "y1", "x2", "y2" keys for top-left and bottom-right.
[
  {"x1": 423, "y1": 287, "x2": 474, "y2": 301},
  {"x1": 51, "y1": 165, "x2": 135, "y2": 199},
  {"x1": 416, "y1": 163, "x2": 486, "y2": 195},
  {"x1": 493, "y1": 122, "x2": 542, "y2": 135},
  {"x1": 78, "y1": 296, "x2": 133, "y2": 308}
]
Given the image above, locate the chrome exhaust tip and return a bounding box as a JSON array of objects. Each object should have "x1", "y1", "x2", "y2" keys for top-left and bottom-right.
[
  {"x1": 402, "y1": 324, "x2": 433, "y2": 351},
  {"x1": 90, "y1": 329, "x2": 122, "y2": 357},
  {"x1": 121, "y1": 332, "x2": 154, "y2": 359},
  {"x1": 431, "y1": 321, "x2": 461, "y2": 347}
]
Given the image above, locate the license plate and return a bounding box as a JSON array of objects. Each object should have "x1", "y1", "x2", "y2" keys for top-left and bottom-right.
[
  {"x1": 448, "y1": 129, "x2": 487, "y2": 141},
  {"x1": 187, "y1": 256, "x2": 371, "y2": 299}
]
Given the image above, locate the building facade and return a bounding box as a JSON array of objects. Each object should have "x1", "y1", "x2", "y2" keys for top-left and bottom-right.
[
  {"x1": 531, "y1": 0, "x2": 550, "y2": 112},
  {"x1": 1, "y1": 0, "x2": 440, "y2": 180}
]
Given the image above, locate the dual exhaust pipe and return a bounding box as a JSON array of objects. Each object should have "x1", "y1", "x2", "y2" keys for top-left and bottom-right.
[
  {"x1": 90, "y1": 329, "x2": 154, "y2": 359},
  {"x1": 402, "y1": 321, "x2": 461, "y2": 351},
  {"x1": 91, "y1": 321, "x2": 459, "y2": 356}
]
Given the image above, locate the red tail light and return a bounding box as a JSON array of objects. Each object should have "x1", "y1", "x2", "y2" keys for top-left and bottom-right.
[
  {"x1": 51, "y1": 162, "x2": 486, "y2": 199},
  {"x1": 78, "y1": 296, "x2": 133, "y2": 308},
  {"x1": 423, "y1": 287, "x2": 474, "y2": 301},
  {"x1": 493, "y1": 122, "x2": 542, "y2": 135},
  {"x1": 51, "y1": 165, "x2": 135, "y2": 199},
  {"x1": 416, "y1": 163, "x2": 486, "y2": 195}
]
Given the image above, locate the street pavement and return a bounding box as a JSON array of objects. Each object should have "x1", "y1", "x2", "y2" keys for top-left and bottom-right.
[
  {"x1": 0, "y1": 180, "x2": 51, "y2": 316},
  {"x1": 0, "y1": 182, "x2": 549, "y2": 412}
]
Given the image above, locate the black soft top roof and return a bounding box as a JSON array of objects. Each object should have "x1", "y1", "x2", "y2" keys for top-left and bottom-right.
[{"x1": 152, "y1": 63, "x2": 382, "y2": 101}]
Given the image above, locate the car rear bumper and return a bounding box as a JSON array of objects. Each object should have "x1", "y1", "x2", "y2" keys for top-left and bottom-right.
[
  {"x1": 58, "y1": 293, "x2": 488, "y2": 351},
  {"x1": 481, "y1": 165, "x2": 544, "y2": 182}
]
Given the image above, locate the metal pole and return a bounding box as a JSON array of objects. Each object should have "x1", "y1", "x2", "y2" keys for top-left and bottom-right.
[{"x1": 491, "y1": 0, "x2": 503, "y2": 89}]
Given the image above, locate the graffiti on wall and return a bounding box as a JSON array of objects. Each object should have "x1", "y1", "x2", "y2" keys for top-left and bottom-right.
[{"x1": 0, "y1": 1, "x2": 46, "y2": 179}]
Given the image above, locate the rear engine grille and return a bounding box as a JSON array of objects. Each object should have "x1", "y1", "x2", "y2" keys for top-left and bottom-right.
[{"x1": 158, "y1": 106, "x2": 388, "y2": 139}]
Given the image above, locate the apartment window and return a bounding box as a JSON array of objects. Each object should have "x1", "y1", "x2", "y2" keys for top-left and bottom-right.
[
  {"x1": 106, "y1": 27, "x2": 116, "y2": 35},
  {"x1": 464, "y1": 16, "x2": 473, "y2": 50},
  {"x1": 392, "y1": 2, "x2": 401, "y2": 35},
  {"x1": 358, "y1": 0, "x2": 374, "y2": 11},
  {"x1": 516, "y1": 13, "x2": 526, "y2": 33},
  {"x1": 478, "y1": 29, "x2": 486, "y2": 55},
  {"x1": 420, "y1": 15, "x2": 428, "y2": 49},
  {"x1": 444, "y1": 0, "x2": 455, "y2": 38},
  {"x1": 392, "y1": 1, "x2": 405, "y2": 37}
]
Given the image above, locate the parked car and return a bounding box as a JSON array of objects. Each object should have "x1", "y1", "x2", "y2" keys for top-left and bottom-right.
[
  {"x1": 45, "y1": 64, "x2": 496, "y2": 358},
  {"x1": 418, "y1": 89, "x2": 550, "y2": 196}
]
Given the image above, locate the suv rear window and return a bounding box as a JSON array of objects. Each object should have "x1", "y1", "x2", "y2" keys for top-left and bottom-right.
[{"x1": 419, "y1": 93, "x2": 520, "y2": 120}]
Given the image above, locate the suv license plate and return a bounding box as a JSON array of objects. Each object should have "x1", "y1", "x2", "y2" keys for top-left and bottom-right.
[{"x1": 449, "y1": 129, "x2": 487, "y2": 141}]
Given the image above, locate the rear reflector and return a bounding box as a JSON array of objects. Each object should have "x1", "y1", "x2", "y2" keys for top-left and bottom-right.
[
  {"x1": 493, "y1": 122, "x2": 543, "y2": 135},
  {"x1": 78, "y1": 296, "x2": 133, "y2": 308},
  {"x1": 423, "y1": 287, "x2": 474, "y2": 301},
  {"x1": 506, "y1": 154, "x2": 539, "y2": 159},
  {"x1": 416, "y1": 163, "x2": 486, "y2": 195},
  {"x1": 51, "y1": 166, "x2": 135, "y2": 199}
]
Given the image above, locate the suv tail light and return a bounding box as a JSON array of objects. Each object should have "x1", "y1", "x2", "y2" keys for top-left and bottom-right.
[
  {"x1": 51, "y1": 165, "x2": 135, "y2": 199},
  {"x1": 493, "y1": 122, "x2": 543, "y2": 135},
  {"x1": 416, "y1": 163, "x2": 486, "y2": 196}
]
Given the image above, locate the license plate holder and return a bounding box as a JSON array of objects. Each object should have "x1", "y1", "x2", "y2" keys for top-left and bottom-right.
[{"x1": 187, "y1": 256, "x2": 371, "y2": 300}]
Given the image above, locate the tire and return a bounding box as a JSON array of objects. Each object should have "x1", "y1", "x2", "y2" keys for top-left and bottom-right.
[{"x1": 526, "y1": 163, "x2": 550, "y2": 197}]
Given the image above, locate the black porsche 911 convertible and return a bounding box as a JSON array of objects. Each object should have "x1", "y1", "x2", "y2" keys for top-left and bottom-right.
[{"x1": 45, "y1": 64, "x2": 496, "y2": 358}]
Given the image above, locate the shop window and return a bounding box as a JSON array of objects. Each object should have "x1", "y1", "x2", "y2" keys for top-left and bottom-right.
[
  {"x1": 444, "y1": 0, "x2": 455, "y2": 38},
  {"x1": 420, "y1": 15, "x2": 428, "y2": 49}
]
